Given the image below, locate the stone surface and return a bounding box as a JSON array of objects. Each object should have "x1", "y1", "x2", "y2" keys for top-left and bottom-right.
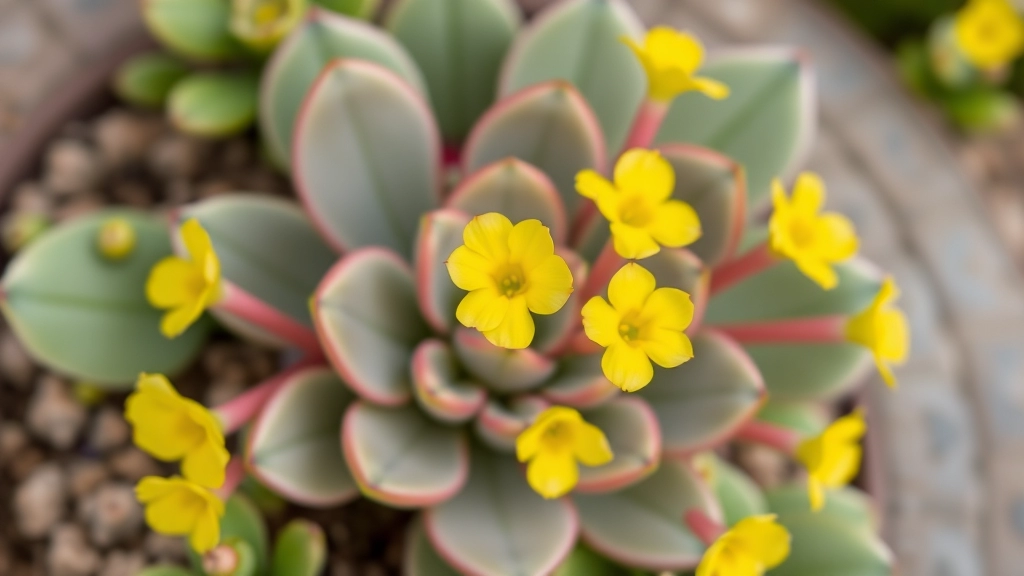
[
  {"x1": 14, "y1": 462, "x2": 67, "y2": 539},
  {"x1": 26, "y1": 374, "x2": 87, "y2": 450},
  {"x1": 47, "y1": 523, "x2": 102, "y2": 576},
  {"x1": 77, "y1": 482, "x2": 143, "y2": 548}
]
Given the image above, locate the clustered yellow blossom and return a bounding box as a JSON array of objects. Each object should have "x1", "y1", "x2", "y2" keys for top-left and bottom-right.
[
  {"x1": 696, "y1": 515, "x2": 791, "y2": 576},
  {"x1": 624, "y1": 27, "x2": 730, "y2": 103},
  {"x1": 796, "y1": 410, "x2": 867, "y2": 512},
  {"x1": 515, "y1": 406, "x2": 613, "y2": 499},
  {"x1": 847, "y1": 277, "x2": 909, "y2": 389},
  {"x1": 147, "y1": 218, "x2": 223, "y2": 338}
]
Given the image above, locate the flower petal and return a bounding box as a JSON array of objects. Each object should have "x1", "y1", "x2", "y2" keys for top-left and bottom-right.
[
  {"x1": 808, "y1": 476, "x2": 826, "y2": 512},
  {"x1": 644, "y1": 26, "x2": 704, "y2": 74},
  {"x1": 581, "y1": 297, "x2": 620, "y2": 348},
  {"x1": 456, "y1": 288, "x2": 508, "y2": 332},
  {"x1": 730, "y1": 515, "x2": 791, "y2": 569},
  {"x1": 526, "y1": 448, "x2": 578, "y2": 499},
  {"x1": 576, "y1": 170, "x2": 616, "y2": 201},
  {"x1": 610, "y1": 223, "x2": 660, "y2": 260},
  {"x1": 572, "y1": 421, "x2": 613, "y2": 466},
  {"x1": 647, "y1": 200, "x2": 702, "y2": 248},
  {"x1": 793, "y1": 256, "x2": 839, "y2": 290},
  {"x1": 146, "y1": 257, "x2": 202, "y2": 308},
  {"x1": 791, "y1": 172, "x2": 825, "y2": 215},
  {"x1": 639, "y1": 328, "x2": 694, "y2": 368},
  {"x1": 181, "y1": 439, "x2": 230, "y2": 489},
  {"x1": 463, "y1": 213, "x2": 513, "y2": 260},
  {"x1": 181, "y1": 218, "x2": 215, "y2": 265},
  {"x1": 601, "y1": 342, "x2": 654, "y2": 392},
  {"x1": 608, "y1": 263, "x2": 656, "y2": 313},
  {"x1": 161, "y1": 300, "x2": 206, "y2": 338},
  {"x1": 814, "y1": 214, "x2": 859, "y2": 261},
  {"x1": 640, "y1": 287, "x2": 694, "y2": 332},
  {"x1": 141, "y1": 481, "x2": 201, "y2": 535},
  {"x1": 482, "y1": 296, "x2": 535, "y2": 349},
  {"x1": 190, "y1": 506, "x2": 222, "y2": 553},
  {"x1": 692, "y1": 76, "x2": 730, "y2": 100},
  {"x1": 446, "y1": 245, "x2": 493, "y2": 291},
  {"x1": 509, "y1": 219, "x2": 555, "y2": 272},
  {"x1": 695, "y1": 538, "x2": 728, "y2": 576},
  {"x1": 525, "y1": 255, "x2": 573, "y2": 315},
  {"x1": 614, "y1": 149, "x2": 674, "y2": 202}
]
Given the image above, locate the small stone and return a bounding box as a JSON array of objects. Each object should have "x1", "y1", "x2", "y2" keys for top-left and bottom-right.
[
  {"x1": 68, "y1": 459, "x2": 109, "y2": 498},
  {"x1": 148, "y1": 134, "x2": 209, "y2": 180},
  {"x1": 78, "y1": 483, "x2": 144, "y2": 548},
  {"x1": 44, "y1": 140, "x2": 103, "y2": 197},
  {"x1": 98, "y1": 551, "x2": 146, "y2": 576},
  {"x1": 0, "y1": 421, "x2": 29, "y2": 464},
  {"x1": 163, "y1": 179, "x2": 195, "y2": 205},
  {"x1": 26, "y1": 375, "x2": 87, "y2": 450},
  {"x1": 12, "y1": 182, "x2": 53, "y2": 214},
  {"x1": 107, "y1": 447, "x2": 161, "y2": 482},
  {"x1": 0, "y1": 329, "x2": 36, "y2": 389},
  {"x1": 88, "y1": 407, "x2": 130, "y2": 454},
  {"x1": 14, "y1": 463, "x2": 67, "y2": 539},
  {"x1": 9, "y1": 447, "x2": 45, "y2": 481},
  {"x1": 55, "y1": 193, "x2": 106, "y2": 223},
  {"x1": 93, "y1": 111, "x2": 163, "y2": 169},
  {"x1": 144, "y1": 532, "x2": 188, "y2": 564},
  {"x1": 47, "y1": 524, "x2": 102, "y2": 576}
]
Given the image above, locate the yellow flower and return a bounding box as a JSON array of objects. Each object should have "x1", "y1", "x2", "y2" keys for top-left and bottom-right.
[
  {"x1": 581, "y1": 263, "x2": 694, "y2": 392},
  {"x1": 768, "y1": 173, "x2": 858, "y2": 290},
  {"x1": 576, "y1": 149, "x2": 701, "y2": 260},
  {"x1": 954, "y1": 0, "x2": 1024, "y2": 70},
  {"x1": 230, "y1": 0, "x2": 306, "y2": 50},
  {"x1": 125, "y1": 374, "x2": 230, "y2": 489},
  {"x1": 846, "y1": 277, "x2": 909, "y2": 388},
  {"x1": 696, "y1": 515, "x2": 791, "y2": 576},
  {"x1": 96, "y1": 217, "x2": 136, "y2": 261},
  {"x1": 445, "y1": 213, "x2": 574, "y2": 349},
  {"x1": 515, "y1": 406, "x2": 613, "y2": 499},
  {"x1": 796, "y1": 410, "x2": 866, "y2": 512},
  {"x1": 623, "y1": 27, "x2": 730, "y2": 102},
  {"x1": 136, "y1": 476, "x2": 225, "y2": 553},
  {"x1": 146, "y1": 218, "x2": 222, "y2": 338}
]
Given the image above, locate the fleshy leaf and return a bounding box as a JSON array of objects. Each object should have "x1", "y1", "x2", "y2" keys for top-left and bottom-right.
[
  {"x1": 756, "y1": 399, "x2": 828, "y2": 437},
  {"x1": 499, "y1": 0, "x2": 645, "y2": 155},
  {"x1": 636, "y1": 331, "x2": 764, "y2": 456},
  {"x1": 271, "y1": 520, "x2": 327, "y2": 576},
  {"x1": 425, "y1": 444, "x2": 578, "y2": 576},
  {"x1": 404, "y1": 517, "x2": 461, "y2": 576},
  {"x1": 414, "y1": 209, "x2": 470, "y2": 334},
  {"x1": 168, "y1": 71, "x2": 259, "y2": 138},
  {"x1": 575, "y1": 458, "x2": 719, "y2": 571},
  {"x1": 553, "y1": 546, "x2": 635, "y2": 576},
  {"x1": 246, "y1": 367, "x2": 358, "y2": 507},
  {"x1": 314, "y1": 248, "x2": 430, "y2": 405},
  {"x1": 314, "y1": 0, "x2": 379, "y2": 18},
  {"x1": 261, "y1": 7, "x2": 426, "y2": 167},
  {"x1": 453, "y1": 329, "x2": 556, "y2": 393},
  {"x1": 293, "y1": 59, "x2": 441, "y2": 258},
  {"x1": 412, "y1": 339, "x2": 487, "y2": 424},
  {"x1": 448, "y1": 158, "x2": 568, "y2": 244},
  {"x1": 463, "y1": 81, "x2": 606, "y2": 217},
  {"x1": 655, "y1": 48, "x2": 816, "y2": 211},
  {"x1": 577, "y1": 397, "x2": 660, "y2": 493},
  {"x1": 704, "y1": 455, "x2": 769, "y2": 527},
  {"x1": 474, "y1": 395, "x2": 548, "y2": 452},
  {"x1": 541, "y1": 354, "x2": 619, "y2": 410},
  {"x1": 114, "y1": 52, "x2": 190, "y2": 108},
  {"x1": 387, "y1": 0, "x2": 520, "y2": 141},
  {"x1": 766, "y1": 485, "x2": 878, "y2": 534},
  {"x1": 143, "y1": 0, "x2": 246, "y2": 61},
  {"x1": 343, "y1": 401, "x2": 469, "y2": 508},
  {"x1": 178, "y1": 195, "x2": 337, "y2": 345},
  {"x1": 0, "y1": 209, "x2": 210, "y2": 388}
]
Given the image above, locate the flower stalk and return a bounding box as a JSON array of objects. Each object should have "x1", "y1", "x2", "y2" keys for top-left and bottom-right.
[
  {"x1": 622, "y1": 99, "x2": 669, "y2": 150},
  {"x1": 684, "y1": 509, "x2": 725, "y2": 546},
  {"x1": 709, "y1": 243, "x2": 778, "y2": 296},
  {"x1": 712, "y1": 315, "x2": 848, "y2": 344},
  {"x1": 213, "y1": 357, "x2": 325, "y2": 434},
  {"x1": 215, "y1": 283, "x2": 322, "y2": 354},
  {"x1": 734, "y1": 420, "x2": 803, "y2": 455},
  {"x1": 215, "y1": 457, "x2": 246, "y2": 501}
]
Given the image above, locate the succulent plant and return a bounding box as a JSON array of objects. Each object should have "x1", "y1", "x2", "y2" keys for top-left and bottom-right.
[{"x1": 1, "y1": 0, "x2": 908, "y2": 574}]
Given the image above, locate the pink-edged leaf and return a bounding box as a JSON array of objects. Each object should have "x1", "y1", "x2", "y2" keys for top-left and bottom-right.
[
  {"x1": 414, "y1": 209, "x2": 471, "y2": 334},
  {"x1": 411, "y1": 339, "x2": 487, "y2": 424},
  {"x1": 463, "y1": 81, "x2": 606, "y2": 218},
  {"x1": 577, "y1": 396, "x2": 660, "y2": 494},
  {"x1": 245, "y1": 367, "x2": 358, "y2": 508},
  {"x1": 539, "y1": 353, "x2": 619, "y2": 410},
  {"x1": 342, "y1": 400, "x2": 469, "y2": 508},
  {"x1": 404, "y1": 516, "x2": 461, "y2": 576},
  {"x1": 453, "y1": 329, "x2": 556, "y2": 393},
  {"x1": 532, "y1": 248, "x2": 587, "y2": 354},
  {"x1": 293, "y1": 59, "x2": 441, "y2": 259},
  {"x1": 313, "y1": 248, "x2": 431, "y2": 406},
  {"x1": 473, "y1": 395, "x2": 548, "y2": 452}
]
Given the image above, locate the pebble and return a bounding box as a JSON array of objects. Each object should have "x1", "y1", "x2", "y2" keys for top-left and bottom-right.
[
  {"x1": 43, "y1": 140, "x2": 103, "y2": 197},
  {"x1": 26, "y1": 375, "x2": 87, "y2": 450},
  {"x1": 0, "y1": 421, "x2": 28, "y2": 464},
  {"x1": 107, "y1": 447, "x2": 162, "y2": 482},
  {"x1": 55, "y1": 193, "x2": 106, "y2": 223},
  {"x1": 47, "y1": 524, "x2": 102, "y2": 576},
  {"x1": 98, "y1": 550, "x2": 146, "y2": 576},
  {"x1": 0, "y1": 329, "x2": 36, "y2": 389},
  {"x1": 68, "y1": 459, "x2": 109, "y2": 498},
  {"x1": 12, "y1": 182, "x2": 53, "y2": 215},
  {"x1": 93, "y1": 111, "x2": 164, "y2": 170},
  {"x1": 14, "y1": 463, "x2": 67, "y2": 539},
  {"x1": 78, "y1": 483, "x2": 144, "y2": 548},
  {"x1": 88, "y1": 407, "x2": 130, "y2": 454},
  {"x1": 148, "y1": 134, "x2": 209, "y2": 180},
  {"x1": 144, "y1": 533, "x2": 188, "y2": 565},
  {"x1": 8, "y1": 446, "x2": 45, "y2": 481}
]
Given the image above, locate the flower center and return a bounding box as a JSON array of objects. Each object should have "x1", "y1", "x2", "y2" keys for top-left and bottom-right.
[
  {"x1": 494, "y1": 264, "x2": 528, "y2": 298},
  {"x1": 617, "y1": 311, "x2": 644, "y2": 344},
  {"x1": 541, "y1": 421, "x2": 573, "y2": 451},
  {"x1": 619, "y1": 194, "x2": 655, "y2": 227},
  {"x1": 252, "y1": 0, "x2": 286, "y2": 27},
  {"x1": 788, "y1": 218, "x2": 817, "y2": 248}
]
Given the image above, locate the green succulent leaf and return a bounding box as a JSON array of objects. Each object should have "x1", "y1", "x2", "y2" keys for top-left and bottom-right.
[
  {"x1": 414, "y1": 209, "x2": 470, "y2": 334},
  {"x1": 554, "y1": 546, "x2": 637, "y2": 576},
  {"x1": 575, "y1": 458, "x2": 718, "y2": 571},
  {"x1": 143, "y1": 0, "x2": 247, "y2": 62},
  {"x1": 499, "y1": 0, "x2": 645, "y2": 155},
  {"x1": 655, "y1": 49, "x2": 815, "y2": 211},
  {"x1": 425, "y1": 444, "x2": 578, "y2": 576},
  {"x1": 246, "y1": 367, "x2": 358, "y2": 507},
  {"x1": 261, "y1": 7, "x2": 426, "y2": 168},
  {"x1": 577, "y1": 397, "x2": 660, "y2": 493},
  {"x1": 313, "y1": 0, "x2": 379, "y2": 18},
  {"x1": 179, "y1": 195, "x2": 337, "y2": 346},
  {"x1": 168, "y1": 70, "x2": 260, "y2": 138},
  {"x1": 114, "y1": 52, "x2": 190, "y2": 108},
  {"x1": 0, "y1": 209, "x2": 210, "y2": 388},
  {"x1": 453, "y1": 328, "x2": 556, "y2": 393},
  {"x1": 464, "y1": 81, "x2": 606, "y2": 217},
  {"x1": 541, "y1": 353, "x2": 620, "y2": 410},
  {"x1": 747, "y1": 344, "x2": 871, "y2": 402},
  {"x1": 766, "y1": 485, "x2": 878, "y2": 534},
  {"x1": 756, "y1": 400, "x2": 828, "y2": 437},
  {"x1": 940, "y1": 87, "x2": 1021, "y2": 133},
  {"x1": 474, "y1": 395, "x2": 548, "y2": 452},
  {"x1": 636, "y1": 331, "x2": 764, "y2": 456},
  {"x1": 343, "y1": 401, "x2": 469, "y2": 508},
  {"x1": 404, "y1": 517, "x2": 461, "y2": 576},
  {"x1": 271, "y1": 520, "x2": 327, "y2": 576},
  {"x1": 293, "y1": 59, "x2": 440, "y2": 258},
  {"x1": 313, "y1": 249, "x2": 430, "y2": 405},
  {"x1": 411, "y1": 339, "x2": 487, "y2": 424},
  {"x1": 387, "y1": 0, "x2": 519, "y2": 142},
  {"x1": 704, "y1": 455, "x2": 768, "y2": 527}
]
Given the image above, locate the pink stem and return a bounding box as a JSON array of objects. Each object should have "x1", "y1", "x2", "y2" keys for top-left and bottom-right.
[
  {"x1": 685, "y1": 509, "x2": 725, "y2": 546},
  {"x1": 215, "y1": 457, "x2": 246, "y2": 500},
  {"x1": 709, "y1": 243, "x2": 778, "y2": 296},
  {"x1": 712, "y1": 315, "x2": 847, "y2": 344},
  {"x1": 213, "y1": 356, "x2": 325, "y2": 434},
  {"x1": 623, "y1": 99, "x2": 669, "y2": 151},
  {"x1": 734, "y1": 420, "x2": 803, "y2": 455},
  {"x1": 215, "y1": 283, "x2": 322, "y2": 354},
  {"x1": 580, "y1": 241, "x2": 625, "y2": 303}
]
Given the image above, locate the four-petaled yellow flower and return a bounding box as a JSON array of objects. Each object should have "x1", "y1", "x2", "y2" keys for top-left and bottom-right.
[
  {"x1": 624, "y1": 27, "x2": 730, "y2": 102},
  {"x1": 147, "y1": 218, "x2": 222, "y2": 338},
  {"x1": 577, "y1": 149, "x2": 702, "y2": 260},
  {"x1": 136, "y1": 475, "x2": 225, "y2": 553},
  {"x1": 954, "y1": 0, "x2": 1024, "y2": 71},
  {"x1": 796, "y1": 409, "x2": 866, "y2": 512},
  {"x1": 696, "y1": 515, "x2": 791, "y2": 576},
  {"x1": 125, "y1": 373, "x2": 230, "y2": 488},
  {"x1": 846, "y1": 277, "x2": 909, "y2": 389},
  {"x1": 581, "y1": 263, "x2": 694, "y2": 392},
  {"x1": 516, "y1": 406, "x2": 613, "y2": 499},
  {"x1": 768, "y1": 173, "x2": 858, "y2": 290},
  {"x1": 446, "y1": 213, "x2": 573, "y2": 349}
]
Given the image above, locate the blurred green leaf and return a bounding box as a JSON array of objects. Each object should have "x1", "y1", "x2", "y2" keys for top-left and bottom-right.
[
  {"x1": 114, "y1": 52, "x2": 191, "y2": 108},
  {"x1": 169, "y1": 71, "x2": 260, "y2": 138}
]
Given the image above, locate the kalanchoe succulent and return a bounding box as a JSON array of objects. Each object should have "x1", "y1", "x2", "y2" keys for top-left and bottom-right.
[{"x1": 0, "y1": 0, "x2": 912, "y2": 574}]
